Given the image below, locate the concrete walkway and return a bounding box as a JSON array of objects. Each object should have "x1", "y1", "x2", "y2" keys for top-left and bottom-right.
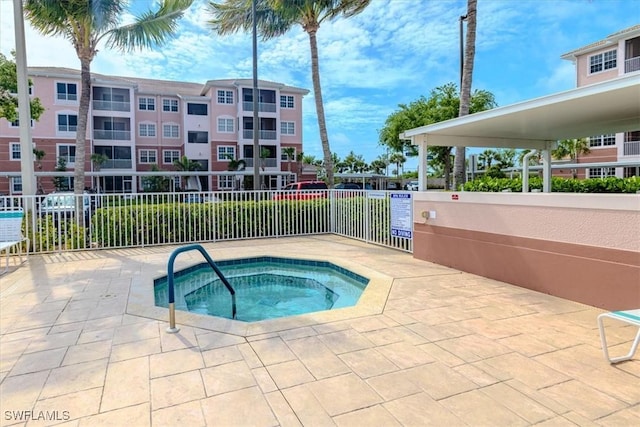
[{"x1": 1, "y1": 236, "x2": 638, "y2": 426}]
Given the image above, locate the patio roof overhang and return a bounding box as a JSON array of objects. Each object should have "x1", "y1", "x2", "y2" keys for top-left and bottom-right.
[{"x1": 401, "y1": 73, "x2": 640, "y2": 150}]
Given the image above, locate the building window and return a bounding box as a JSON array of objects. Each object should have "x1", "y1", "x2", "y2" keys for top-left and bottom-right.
[
  {"x1": 11, "y1": 177, "x2": 22, "y2": 193},
  {"x1": 139, "y1": 149, "x2": 157, "y2": 164},
  {"x1": 163, "y1": 124, "x2": 179, "y2": 138},
  {"x1": 58, "y1": 144, "x2": 76, "y2": 165},
  {"x1": 187, "y1": 131, "x2": 208, "y2": 144},
  {"x1": 56, "y1": 82, "x2": 77, "y2": 101},
  {"x1": 218, "y1": 175, "x2": 234, "y2": 190},
  {"x1": 162, "y1": 99, "x2": 179, "y2": 112},
  {"x1": 280, "y1": 95, "x2": 294, "y2": 108},
  {"x1": 217, "y1": 90, "x2": 233, "y2": 104},
  {"x1": 281, "y1": 148, "x2": 297, "y2": 161},
  {"x1": 139, "y1": 123, "x2": 157, "y2": 137},
  {"x1": 589, "y1": 49, "x2": 617, "y2": 74},
  {"x1": 9, "y1": 119, "x2": 34, "y2": 128},
  {"x1": 139, "y1": 97, "x2": 155, "y2": 111},
  {"x1": 217, "y1": 117, "x2": 234, "y2": 133},
  {"x1": 163, "y1": 150, "x2": 181, "y2": 164},
  {"x1": 217, "y1": 146, "x2": 236, "y2": 161},
  {"x1": 187, "y1": 103, "x2": 208, "y2": 115},
  {"x1": 281, "y1": 121, "x2": 295, "y2": 135},
  {"x1": 588, "y1": 167, "x2": 615, "y2": 178},
  {"x1": 10, "y1": 143, "x2": 21, "y2": 160},
  {"x1": 589, "y1": 134, "x2": 616, "y2": 147},
  {"x1": 624, "y1": 167, "x2": 639, "y2": 178},
  {"x1": 57, "y1": 114, "x2": 78, "y2": 132}
]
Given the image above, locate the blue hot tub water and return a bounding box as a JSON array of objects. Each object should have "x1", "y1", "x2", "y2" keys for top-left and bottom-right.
[{"x1": 154, "y1": 256, "x2": 369, "y2": 322}]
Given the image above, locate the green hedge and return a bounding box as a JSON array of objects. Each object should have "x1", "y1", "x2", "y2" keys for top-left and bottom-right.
[{"x1": 462, "y1": 176, "x2": 640, "y2": 193}]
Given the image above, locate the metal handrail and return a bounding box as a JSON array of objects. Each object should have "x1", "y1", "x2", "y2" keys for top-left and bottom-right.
[{"x1": 166, "y1": 244, "x2": 236, "y2": 332}]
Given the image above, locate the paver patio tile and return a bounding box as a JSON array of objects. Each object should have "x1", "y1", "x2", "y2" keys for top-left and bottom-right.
[
  {"x1": 348, "y1": 315, "x2": 398, "y2": 333},
  {"x1": 338, "y1": 348, "x2": 398, "y2": 378},
  {"x1": 33, "y1": 387, "x2": 103, "y2": 423},
  {"x1": 498, "y1": 332, "x2": 560, "y2": 356},
  {"x1": 55, "y1": 308, "x2": 93, "y2": 325},
  {"x1": 435, "y1": 333, "x2": 513, "y2": 362},
  {"x1": 481, "y1": 382, "x2": 558, "y2": 424},
  {"x1": 152, "y1": 400, "x2": 205, "y2": 427},
  {"x1": 383, "y1": 392, "x2": 464, "y2": 426},
  {"x1": 22, "y1": 330, "x2": 80, "y2": 354},
  {"x1": 200, "y1": 386, "x2": 278, "y2": 427},
  {"x1": 79, "y1": 403, "x2": 150, "y2": 427},
  {"x1": 9, "y1": 347, "x2": 67, "y2": 376},
  {"x1": 376, "y1": 341, "x2": 434, "y2": 369},
  {"x1": 77, "y1": 328, "x2": 115, "y2": 344},
  {"x1": 534, "y1": 416, "x2": 581, "y2": 427},
  {"x1": 264, "y1": 391, "x2": 302, "y2": 427},
  {"x1": 201, "y1": 345, "x2": 244, "y2": 367},
  {"x1": 316, "y1": 329, "x2": 374, "y2": 354},
  {"x1": 539, "y1": 379, "x2": 627, "y2": 420},
  {"x1": 250, "y1": 336, "x2": 297, "y2": 365},
  {"x1": 405, "y1": 362, "x2": 477, "y2": 400},
  {"x1": 597, "y1": 404, "x2": 640, "y2": 425},
  {"x1": 453, "y1": 363, "x2": 500, "y2": 387},
  {"x1": 277, "y1": 326, "x2": 317, "y2": 341},
  {"x1": 201, "y1": 360, "x2": 256, "y2": 396},
  {"x1": 150, "y1": 370, "x2": 205, "y2": 410},
  {"x1": 286, "y1": 336, "x2": 350, "y2": 379},
  {"x1": 0, "y1": 371, "x2": 49, "y2": 414},
  {"x1": 149, "y1": 347, "x2": 204, "y2": 378},
  {"x1": 265, "y1": 360, "x2": 315, "y2": 389},
  {"x1": 112, "y1": 321, "x2": 160, "y2": 345},
  {"x1": 196, "y1": 331, "x2": 245, "y2": 351},
  {"x1": 475, "y1": 352, "x2": 569, "y2": 389},
  {"x1": 334, "y1": 405, "x2": 402, "y2": 427},
  {"x1": 158, "y1": 327, "x2": 197, "y2": 351},
  {"x1": 62, "y1": 340, "x2": 112, "y2": 365},
  {"x1": 440, "y1": 388, "x2": 530, "y2": 426},
  {"x1": 366, "y1": 370, "x2": 422, "y2": 401},
  {"x1": 82, "y1": 315, "x2": 122, "y2": 332},
  {"x1": 101, "y1": 356, "x2": 149, "y2": 412},
  {"x1": 49, "y1": 321, "x2": 85, "y2": 334},
  {"x1": 109, "y1": 337, "x2": 160, "y2": 362},
  {"x1": 0, "y1": 327, "x2": 49, "y2": 345},
  {"x1": 306, "y1": 373, "x2": 382, "y2": 416},
  {"x1": 40, "y1": 359, "x2": 108, "y2": 399},
  {"x1": 281, "y1": 384, "x2": 333, "y2": 426}
]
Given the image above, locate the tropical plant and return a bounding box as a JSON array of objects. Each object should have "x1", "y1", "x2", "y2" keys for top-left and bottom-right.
[
  {"x1": 52, "y1": 157, "x2": 68, "y2": 191},
  {"x1": 142, "y1": 164, "x2": 171, "y2": 192},
  {"x1": 453, "y1": 0, "x2": 478, "y2": 189},
  {"x1": 33, "y1": 148, "x2": 46, "y2": 194},
  {"x1": 207, "y1": 0, "x2": 371, "y2": 187},
  {"x1": 282, "y1": 146, "x2": 296, "y2": 173},
  {"x1": 173, "y1": 155, "x2": 201, "y2": 189},
  {"x1": 0, "y1": 52, "x2": 45, "y2": 122},
  {"x1": 24, "y1": 0, "x2": 193, "y2": 203},
  {"x1": 389, "y1": 152, "x2": 406, "y2": 178},
  {"x1": 90, "y1": 152, "x2": 109, "y2": 193},
  {"x1": 552, "y1": 138, "x2": 591, "y2": 178}
]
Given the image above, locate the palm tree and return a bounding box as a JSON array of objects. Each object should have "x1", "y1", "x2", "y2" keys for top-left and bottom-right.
[
  {"x1": 207, "y1": 0, "x2": 371, "y2": 187},
  {"x1": 24, "y1": 0, "x2": 193, "y2": 206},
  {"x1": 90, "y1": 153, "x2": 109, "y2": 193},
  {"x1": 389, "y1": 152, "x2": 406, "y2": 179},
  {"x1": 552, "y1": 138, "x2": 591, "y2": 178},
  {"x1": 33, "y1": 148, "x2": 46, "y2": 194},
  {"x1": 453, "y1": 0, "x2": 478, "y2": 190},
  {"x1": 173, "y1": 155, "x2": 201, "y2": 190},
  {"x1": 282, "y1": 146, "x2": 295, "y2": 173}
]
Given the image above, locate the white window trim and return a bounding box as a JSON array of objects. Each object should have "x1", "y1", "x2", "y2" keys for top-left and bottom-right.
[
  {"x1": 139, "y1": 149, "x2": 158, "y2": 164},
  {"x1": 280, "y1": 95, "x2": 294, "y2": 109},
  {"x1": 589, "y1": 49, "x2": 617, "y2": 75},
  {"x1": 55, "y1": 81, "x2": 78, "y2": 103},
  {"x1": 281, "y1": 121, "x2": 295, "y2": 136},
  {"x1": 139, "y1": 122, "x2": 157, "y2": 138},
  {"x1": 9, "y1": 119, "x2": 34, "y2": 128},
  {"x1": 163, "y1": 149, "x2": 181, "y2": 165},
  {"x1": 10, "y1": 143, "x2": 21, "y2": 161},
  {"x1": 56, "y1": 111, "x2": 78, "y2": 135},
  {"x1": 217, "y1": 90, "x2": 234, "y2": 105},
  {"x1": 138, "y1": 97, "x2": 156, "y2": 111},
  {"x1": 162, "y1": 123, "x2": 180, "y2": 139},
  {"x1": 217, "y1": 145, "x2": 236, "y2": 161},
  {"x1": 57, "y1": 143, "x2": 76, "y2": 167},
  {"x1": 217, "y1": 116, "x2": 235, "y2": 133},
  {"x1": 11, "y1": 176, "x2": 23, "y2": 193},
  {"x1": 162, "y1": 98, "x2": 179, "y2": 113},
  {"x1": 218, "y1": 175, "x2": 234, "y2": 190}
]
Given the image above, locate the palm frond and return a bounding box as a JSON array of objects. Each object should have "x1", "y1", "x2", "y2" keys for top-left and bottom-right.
[
  {"x1": 106, "y1": 0, "x2": 194, "y2": 51},
  {"x1": 207, "y1": 0, "x2": 293, "y2": 40}
]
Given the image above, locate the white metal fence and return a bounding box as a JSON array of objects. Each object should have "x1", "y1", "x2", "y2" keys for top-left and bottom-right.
[{"x1": 0, "y1": 190, "x2": 412, "y2": 255}]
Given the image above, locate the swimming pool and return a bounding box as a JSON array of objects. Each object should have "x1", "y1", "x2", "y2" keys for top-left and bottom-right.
[{"x1": 154, "y1": 256, "x2": 370, "y2": 322}]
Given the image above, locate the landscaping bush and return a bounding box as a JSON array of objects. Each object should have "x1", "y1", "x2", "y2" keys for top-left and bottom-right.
[{"x1": 462, "y1": 176, "x2": 640, "y2": 193}]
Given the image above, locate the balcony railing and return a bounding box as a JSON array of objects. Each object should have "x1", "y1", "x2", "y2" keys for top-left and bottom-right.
[
  {"x1": 92, "y1": 100, "x2": 131, "y2": 112},
  {"x1": 93, "y1": 130, "x2": 131, "y2": 140},
  {"x1": 58, "y1": 125, "x2": 77, "y2": 132},
  {"x1": 625, "y1": 56, "x2": 640, "y2": 73},
  {"x1": 623, "y1": 140, "x2": 640, "y2": 156},
  {"x1": 243, "y1": 158, "x2": 277, "y2": 168},
  {"x1": 242, "y1": 130, "x2": 277, "y2": 140},
  {"x1": 242, "y1": 101, "x2": 277, "y2": 113},
  {"x1": 101, "y1": 159, "x2": 133, "y2": 169}
]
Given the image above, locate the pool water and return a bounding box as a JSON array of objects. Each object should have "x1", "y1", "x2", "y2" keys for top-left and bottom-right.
[{"x1": 154, "y1": 256, "x2": 369, "y2": 322}]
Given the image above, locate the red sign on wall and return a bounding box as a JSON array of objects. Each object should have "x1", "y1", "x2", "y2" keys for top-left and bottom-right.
[{"x1": 451, "y1": 194, "x2": 459, "y2": 200}]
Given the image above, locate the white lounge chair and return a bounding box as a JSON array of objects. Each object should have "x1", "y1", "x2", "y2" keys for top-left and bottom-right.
[
  {"x1": 597, "y1": 309, "x2": 640, "y2": 364},
  {"x1": 0, "y1": 209, "x2": 28, "y2": 274}
]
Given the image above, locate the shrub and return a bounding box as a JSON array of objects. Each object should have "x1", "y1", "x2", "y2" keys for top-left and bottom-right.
[{"x1": 462, "y1": 176, "x2": 640, "y2": 193}]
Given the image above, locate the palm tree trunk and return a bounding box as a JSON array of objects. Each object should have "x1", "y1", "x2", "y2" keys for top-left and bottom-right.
[
  {"x1": 74, "y1": 56, "x2": 91, "y2": 226},
  {"x1": 308, "y1": 29, "x2": 333, "y2": 186},
  {"x1": 453, "y1": 0, "x2": 477, "y2": 190}
]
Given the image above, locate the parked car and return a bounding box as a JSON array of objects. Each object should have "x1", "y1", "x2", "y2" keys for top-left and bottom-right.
[
  {"x1": 405, "y1": 181, "x2": 419, "y2": 191},
  {"x1": 273, "y1": 181, "x2": 328, "y2": 200},
  {"x1": 334, "y1": 182, "x2": 360, "y2": 190},
  {"x1": 40, "y1": 192, "x2": 95, "y2": 222}
]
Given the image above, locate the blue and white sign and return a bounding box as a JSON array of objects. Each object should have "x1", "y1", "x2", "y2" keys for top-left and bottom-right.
[{"x1": 390, "y1": 193, "x2": 412, "y2": 239}]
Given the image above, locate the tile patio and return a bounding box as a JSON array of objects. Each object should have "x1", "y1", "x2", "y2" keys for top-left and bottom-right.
[{"x1": 1, "y1": 235, "x2": 638, "y2": 426}]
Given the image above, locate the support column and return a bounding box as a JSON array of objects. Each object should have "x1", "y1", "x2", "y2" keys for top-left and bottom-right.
[{"x1": 542, "y1": 141, "x2": 552, "y2": 193}]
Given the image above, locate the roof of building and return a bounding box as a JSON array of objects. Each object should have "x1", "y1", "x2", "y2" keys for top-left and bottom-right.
[
  {"x1": 27, "y1": 66, "x2": 309, "y2": 97},
  {"x1": 560, "y1": 24, "x2": 640, "y2": 60}
]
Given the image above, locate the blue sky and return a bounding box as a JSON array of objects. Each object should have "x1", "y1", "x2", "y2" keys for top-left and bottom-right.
[{"x1": 1, "y1": 0, "x2": 638, "y2": 171}]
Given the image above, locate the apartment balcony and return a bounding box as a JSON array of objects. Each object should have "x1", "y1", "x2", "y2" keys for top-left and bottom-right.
[
  {"x1": 92, "y1": 100, "x2": 131, "y2": 112},
  {"x1": 242, "y1": 130, "x2": 277, "y2": 140},
  {"x1": 242, "y1": 158, "x2": 277, "y2": 168},
  {"x1": 93, "y1": 130, "x2": 131, "y2": 140},
  {"x1": 242, "y1": 101, "x2": 277, "y2": 113},
  {"x1": 100, "y1": 159, "x2": 133, "y2": 169},
  {"x1": 623, "y1": 140, "x2": 640, "y2": 156}
]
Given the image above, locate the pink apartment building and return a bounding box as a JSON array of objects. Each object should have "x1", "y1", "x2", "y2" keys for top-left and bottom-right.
[
  {"x1": 560, "y1": 24, "x2": 640, "y2": 178},
  {"x1": 0, "y1": 67, "x2": 310, "y2": 194}
]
